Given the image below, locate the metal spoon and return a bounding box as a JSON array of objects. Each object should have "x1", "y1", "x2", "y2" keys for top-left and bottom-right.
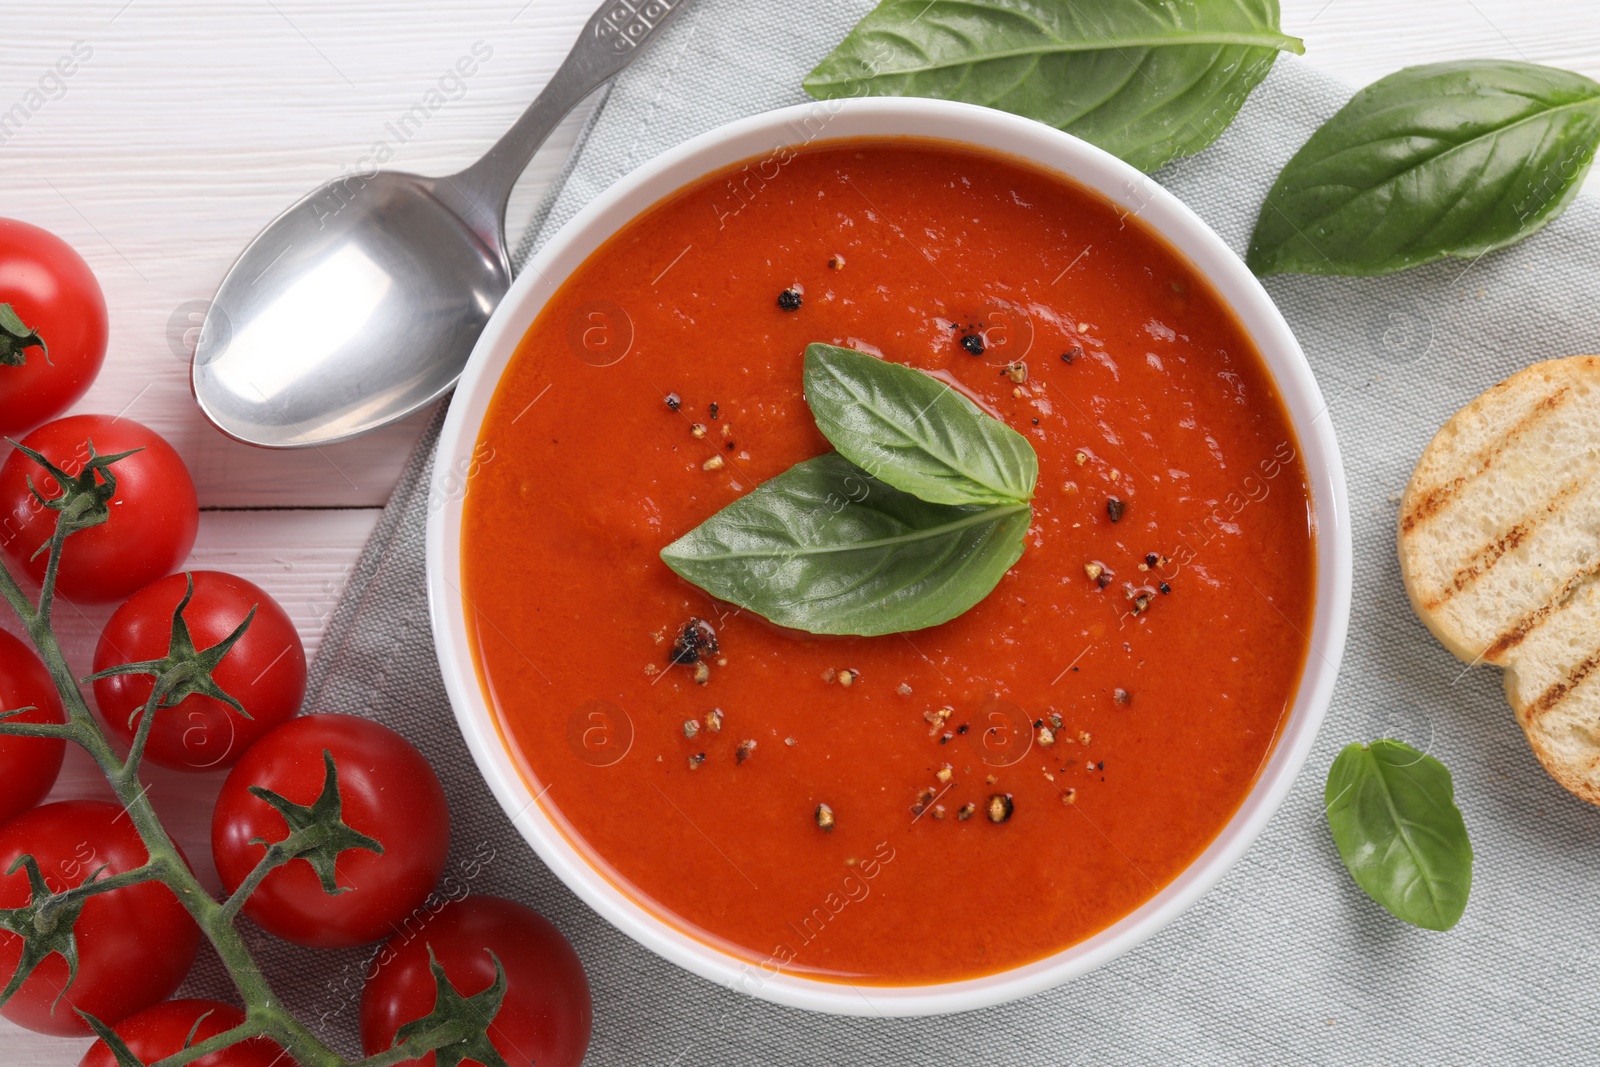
[{"x1": 193, "y1": 0, "x2": 689, "y2": 448}]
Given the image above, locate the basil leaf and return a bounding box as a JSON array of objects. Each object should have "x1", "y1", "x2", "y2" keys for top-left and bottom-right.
[
  {"x1": 803, "y1": 0, "x2": 1303, "y2": 172},
  {"x1": 1324, "y1": 740, "x2": 1473, "y2": 931},
  {"x1": 1249, "y1": 60, "x2": 1600, "y2": 277},
  {"x1": 660, "y1": 453, "x2": 1029, "y2": 636},
  {"x1": 803, "y1": 343, "x2": 1037, "y2": 507}
]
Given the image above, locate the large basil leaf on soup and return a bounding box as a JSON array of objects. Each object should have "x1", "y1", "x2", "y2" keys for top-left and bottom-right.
[
  {"x1": 803, "y1": 0, "x2": 1303, "y2": 173},
  {"x1": 660, "y1": 453, "x2": 1029, "y2": 636},
  {"x1": 1249, "y1": 60, "x2": 1600, "y2": 276},
  {"x1": 803, "y1": 343, "x2": 1036, "y2": 507},
  {"x1": 1324, "y1": 740, "x2": 1473, "y2": 931}
]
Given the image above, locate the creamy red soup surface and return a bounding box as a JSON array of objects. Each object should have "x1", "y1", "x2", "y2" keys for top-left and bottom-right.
[{"x1": 461, "y1": 137, "x2": 1315, "y2": 986}]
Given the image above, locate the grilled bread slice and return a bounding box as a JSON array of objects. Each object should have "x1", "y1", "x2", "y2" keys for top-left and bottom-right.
[{"x1": 1399, "y1": 355, "x2": 1600, "y2": 805}]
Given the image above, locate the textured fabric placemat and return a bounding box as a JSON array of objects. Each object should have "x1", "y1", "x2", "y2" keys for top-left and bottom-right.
[{"x1": 187, "y1": 3, "x2": 1600, "y2": 1063}]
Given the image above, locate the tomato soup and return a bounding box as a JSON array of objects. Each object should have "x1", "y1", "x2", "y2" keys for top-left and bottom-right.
[{"x1": 461, "y1": 139, "x2": 1314, "y2": 985}]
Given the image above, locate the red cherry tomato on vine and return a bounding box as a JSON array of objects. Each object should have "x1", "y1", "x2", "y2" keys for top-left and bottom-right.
[
  {"x1": 360, "y1": 896, "x2": 592, "y2": 1067},
  {"x1": 0, "y1": 628, "x2": 66, "y2": 824},
  {"x1": 0, "y1": 218, "x2": 108, "y2": 438},
  {"x1": 92, "y1": 570, "x2": 307, "y2": 771},
  {"x1": 0, "y1": 415, "x2": 198, "y2": 603},
  {"x1": 0, "y1": 800, "x2": 201, "y2": 1036},
  {"x1": 212, "y1": 714, "x2": 449, "y2": 949},
  {"x1": 78, "y1": 998, "x2": 284, "y2": 1067}
]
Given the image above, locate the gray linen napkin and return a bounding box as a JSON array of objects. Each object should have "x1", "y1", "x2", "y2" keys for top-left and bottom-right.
[{"x1": 189, "y1": 3, "x2": 1600, "y2": 1063}]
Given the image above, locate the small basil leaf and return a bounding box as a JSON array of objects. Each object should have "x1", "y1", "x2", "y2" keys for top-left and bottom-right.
[
  {"x1": 803, "y1": 343, "x2": 1036, "y2": 507},
  {"x1": 1324, "y1": 740, "x2": 1473, "y2": 931},
  {"x1": 803, "y1": 0, "x2": 1302, "y2": 173},
  {"x1": 660, "y1": 453, "x2": 1029, "y2": 636},
  {"x1": 1249, "y1": 60, "x2": 1600, "y2": 276}
]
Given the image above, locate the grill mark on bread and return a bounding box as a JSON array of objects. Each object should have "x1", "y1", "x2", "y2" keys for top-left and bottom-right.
[
  {"x1": 1485, "y1": 555, "x2": 1600, "y2": 661},
  {"x1": 1526, "y1": 648, "x2": 1600, "y2": 723},
  {"x1": 1423, "y1": 474, "x2": 1587, "y2": 610},
  {"x1": 1401, "y1": 357, "x2": 1600, "y2": 807},
  {"x1": 1401, "y1": 386, "x2": 1573, "y2": 534}
]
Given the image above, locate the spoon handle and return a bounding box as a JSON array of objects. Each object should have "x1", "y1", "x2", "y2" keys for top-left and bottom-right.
[{"x1": 446, "y1": 0, "x2": 693, "y2": 249}]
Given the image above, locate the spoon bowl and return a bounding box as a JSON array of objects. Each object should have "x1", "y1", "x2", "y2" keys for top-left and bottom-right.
[
  {"x1": 193, "y1": 0, "x2": 689, "y2": 448},
  {"x1": 194, "y1": 172, "x2": 508, "y2": 447}
]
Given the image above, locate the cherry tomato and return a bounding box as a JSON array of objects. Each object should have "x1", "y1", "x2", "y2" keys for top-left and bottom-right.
[
  {"x1": 360, "y1": 896, "x2": 592, "y2": 1067},
  {"x1": 0, "y1": 628, "x2": 66, "y2": 824},
  {"x1": 78, "y1": 998, "x2": 284, "y2": 1067},
  {"x1": 92, "y1": 571, "x2": 307, "y2": 772},
  {"x1": 0, "y1": 415, "x2": 199, "y2": 604},
  {"x1": 0, "y1": 800, "x2": 201, "y2": 1036},
  {"x1": 212, "y1": 714, "x2": 450, "y2": 948},
  {"x1": 0, "y1": 219, "x2": 108, "y2": 438}
]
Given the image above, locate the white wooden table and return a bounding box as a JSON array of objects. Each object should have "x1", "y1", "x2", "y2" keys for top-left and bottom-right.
[{"x1": 6, "y1": 1, "x2": 1598, "y2": 1061}]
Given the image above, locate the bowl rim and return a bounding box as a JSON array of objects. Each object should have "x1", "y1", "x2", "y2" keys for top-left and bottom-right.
[{"x1": 424, "y1": 95, "x2": 1353, "y2": 1017}]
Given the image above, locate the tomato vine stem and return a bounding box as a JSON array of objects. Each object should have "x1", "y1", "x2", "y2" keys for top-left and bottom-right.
[
  {"x1": 0, "y1": 452, "x2": 483, "y2": 1067},
  {"x1": 33, "y1": 862, "x2": 161, "y2": 931},
  {"x1": 116, "y1": 683, "x2": 165, "y2": 785},
  {"x1": 125, "y1": 1019, "x2": 272, "y2": 1067}
]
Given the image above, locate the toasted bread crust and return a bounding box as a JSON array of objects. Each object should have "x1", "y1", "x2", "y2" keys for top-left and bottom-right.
[{"x1": 1400, "y1": 355, "x2": 1600, "y2": 806}]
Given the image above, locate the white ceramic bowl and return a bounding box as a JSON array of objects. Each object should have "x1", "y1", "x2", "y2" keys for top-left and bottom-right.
[{"x1": 426, "y1": 97, "x2": 1352, "y2": 1017}]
